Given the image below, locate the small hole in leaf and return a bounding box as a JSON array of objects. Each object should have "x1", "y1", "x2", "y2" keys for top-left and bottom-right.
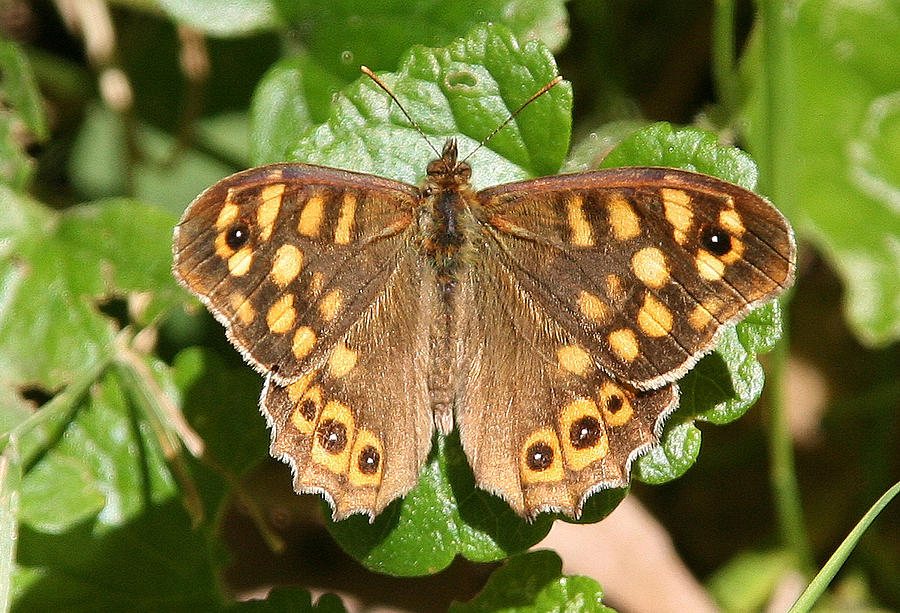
[
  {"x1": 96, "y1": 296, "x2": 129, "y2": 329},
  {"x1": 445, "y1": 71, "x2": 477, "y2": 90},
  {"x1": 20, "y1": 384, "x2": 55, "y2": 407}
]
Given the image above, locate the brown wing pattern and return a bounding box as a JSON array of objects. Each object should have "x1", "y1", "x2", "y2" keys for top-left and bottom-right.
[
  {"x1": 174, "y1": 163, "x2": 437, "y2": 519},
  {"x1": 173, "y1": 163, "x2": 419, "y2": 384},
  {"x1": 475, "y1": 167, "x2": 795, "y2": 389},
  {"x1": 261, "y1": 246, "x2": 437, "y2": 519},
  {"x1": 454, "y1": 232, "x2": 678, "y2": 518}
]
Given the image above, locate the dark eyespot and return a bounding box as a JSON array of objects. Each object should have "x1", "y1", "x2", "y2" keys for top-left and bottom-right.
[
  {"x1": 606, "y1": 395, "x2": 624, "y2": 414},
  {"x1": 570, "y1": 416, "x2": 603, "y2": 449},
  {"x1": 299, "y1": 399, "x2": 317, "y2": 422},
  {"x1": 358, "y1": 445, "x2": 380, "y2": 475},
  {"x1": 701, "y1": 225, "x2": 732, "y2": 256},
  {"x1": 225, "y1": 222, "x2": 251, "y2": 250},
  {"x1": 526, "y1": 441, "x2": 554, "y2": 471},
  {"x1": 316, "y1": 419, "x2": 347, "y2": 454}
]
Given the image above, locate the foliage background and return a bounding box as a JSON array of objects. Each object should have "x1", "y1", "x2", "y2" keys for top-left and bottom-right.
[{"x1": 1, "y1": 0, "x2": 898, "y2": 612}]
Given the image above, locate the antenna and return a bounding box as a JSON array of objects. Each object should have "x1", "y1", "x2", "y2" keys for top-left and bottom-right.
[
  {"x1": 361, "y1": 66, "x2": 564, "y2": 162},
  {"x1": 361, "y1": 66, "x2": 442, "y2": 160},
  {"x1": 461, "y1": 75, "x2": 563, "y2": 163}
]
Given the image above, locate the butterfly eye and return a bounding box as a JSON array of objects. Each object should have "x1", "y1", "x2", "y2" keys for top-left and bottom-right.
[
  {"x1": 700, "y1": 225, "x2": 732, "y2": 256},
  {"x1": 225, "y1": 221, "x2": 252, "y2": 250}
]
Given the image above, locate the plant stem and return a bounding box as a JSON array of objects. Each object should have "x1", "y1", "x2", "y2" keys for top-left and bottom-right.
[
  {"x1": 756, "y1": 0, "x2": 813, "y2": 573},
  {"x1": 789, "y1": 482, "x2": 900, "y2": 613},
  {"x1": 712, "y1": 0, "x2": 739, "y2": 114}
]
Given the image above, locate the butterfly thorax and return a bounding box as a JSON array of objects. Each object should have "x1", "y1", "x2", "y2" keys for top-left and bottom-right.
[{"x1": 420, "y1": 139, "x2": 477, "y2": 282}]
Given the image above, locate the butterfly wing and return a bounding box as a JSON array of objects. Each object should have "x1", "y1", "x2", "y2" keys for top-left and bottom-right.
[
  {"x1": 474, "y1": 167, "x2": 796, "y2": 389},
  {"x1": 453, "y1": 166, "x2": 794, "y2": 518},
  {"x1": 453, "y1": 229, "x2": 678, "y2": 518},
  {"x1": 174, "y1": 163, "x2": 418, "y2": 383},
  {"x1": 261, "y1": 243, "x2": 437, "y2": 519},
  {"x1": 173, "y1": 163, "x2": 436, "y2": 519}
]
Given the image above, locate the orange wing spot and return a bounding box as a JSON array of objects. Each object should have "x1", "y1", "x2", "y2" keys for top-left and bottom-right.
[
  {"x1": 286, "y1": 371, "x2": 317, "y2": 403},
  {"x1": 637, "y1": 293, "x2": 674, "y2": 337},
  {"x1": 214, "y1": 231, "x2": 234, "y2": 259},
  {"x1": 215, "y1": 200, "x2": 239, "y2": 230},
  {"x1": 566, "y1": 195, "x2": 594, "y2": 247},
  {"x1": 298, "y1": 194, "x2": 325, "y2": 237},
  {"x1": 696, "y1": 249, "x2": 726, "y2": 280},
  {"x1": 266, "y1": 294, "x2": 296, "y2": 334},
  {"x1": 608, "y1": 328, "x2": 639, "y2": 363},
  {"x1": 689, "y1": 303, "x2": 714, "y2": 330},
  {"x1": 289, "y1": 381, "x2": 321, "y2": 435},
  {"x1": 605, "y1": 274, "x2": 626, "y2": 304},
  {"x1": 720, "y1": 237, "x2": 745, "y2": 265},
  {"x1": 661, "y1": 188, "x2": 693, "y2": 245},
  {"x1": 312, "y1": 400, "x2": 355, "y2": 474},
  {"x1": 229, "y1": 293, "x2": 256, "y2": 326},
  {"x1": 257, "y1": 183, "x2": 285, "y2": 241},
  {"x1": 598, "y1": 382, "x2": 633, "y2": 427},
  {"x1": 519, "y1": 428, "x2": 564, "y2": 484},
  {"x1": 271, "y1": 244, "x2": 304, "y2": 287},
  {"x1": 327, "y1": 343, "x2": 358, "y2": 379},
  {"x1": 227, "y1": 247, "x2": 254, "y2": 276},
  {"x1": 608, "y1": 193, "x2": 641, "y2": 241},
  {"x1": 578, "y1": 290, "x2": 610, "y2": 323},
  {"x1": 319, "y1": 288, "x2": 343, "y2": 322},
  {"x1": 557, "y1": 344, "x2": 592, "y2": 377},
  {"x1": 348, "y1": 428, "x2": 384, "y2": 487},
  {"x1": 631, "y1": 247, "x2": 670, "y2": 288},
  {"x1": 334, "y1": 192, "x2": 357, "y2": 245},
  {"x1": 292, "y1": 326, "x2": 317, "y2": 359},
  {"x1": 719, "y1": 208, "x2": 745, "y2": 236}
]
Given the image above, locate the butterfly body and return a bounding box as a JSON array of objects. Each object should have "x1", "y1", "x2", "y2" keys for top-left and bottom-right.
[{"x1": 173, "y1": 137, "x2": 794, "y2": 520}]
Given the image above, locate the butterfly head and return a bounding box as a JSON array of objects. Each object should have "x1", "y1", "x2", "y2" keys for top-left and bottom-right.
[{"x1": 425, "y1": 139, "x2": 472, "y2": 192}]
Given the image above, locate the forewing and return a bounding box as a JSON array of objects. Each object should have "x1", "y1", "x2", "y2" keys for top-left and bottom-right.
[
  {"x1": 173, "y1": 163, "x2": 418, "y2": 384},
  {"x1": 475, "y1": 167, "x2": 795, "y2": 388}
]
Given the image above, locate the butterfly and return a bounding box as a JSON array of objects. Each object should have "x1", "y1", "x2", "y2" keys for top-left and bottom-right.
[{"x1": 172, "y1": 72, "x2": 795, "y2": 520}]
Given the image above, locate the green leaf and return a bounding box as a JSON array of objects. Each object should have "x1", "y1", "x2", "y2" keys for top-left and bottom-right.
[
  {"x1": 156, "y1": 0, "x2": 280, "y2": 37},
  {"x1": 634, "y1": 420, "x2": 702, "y2": 485},
  {"x1": 741, "y1": 0, "x2": 900, "y2": 346},
  {"x1": 68, "y1": 104, "x2": 238, "y2": 216},
  {"x1": 0, "y1": 188, "x2": 181, "y2": 389},
  {"x1": 707, "y1": 549, "x2": 796, "y2": 613},
  {"x1": 250, "y1": 53, "x2": 347, "y2": 164},
  {"x1": 173, "y1": 348, "x2": 268, "y2": 477},
  {"x1": 12, "y1": 501, "x2": 220, "y2": 612},
  {"x1": 449, "y1": 550, "x2": 615, "y2": 613},
  {"x1": 271, "y1": 0, "x2": 568, "y2": 82},
  {"x1": 0, "y1": 41, "x2": 48, "y2": 191},
  {"x1": 599, "y1": 122, "x2": 761, "y2": 190},
  {"x1": 272, "y1": 23, "x2": 572, "y2": 184}
]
